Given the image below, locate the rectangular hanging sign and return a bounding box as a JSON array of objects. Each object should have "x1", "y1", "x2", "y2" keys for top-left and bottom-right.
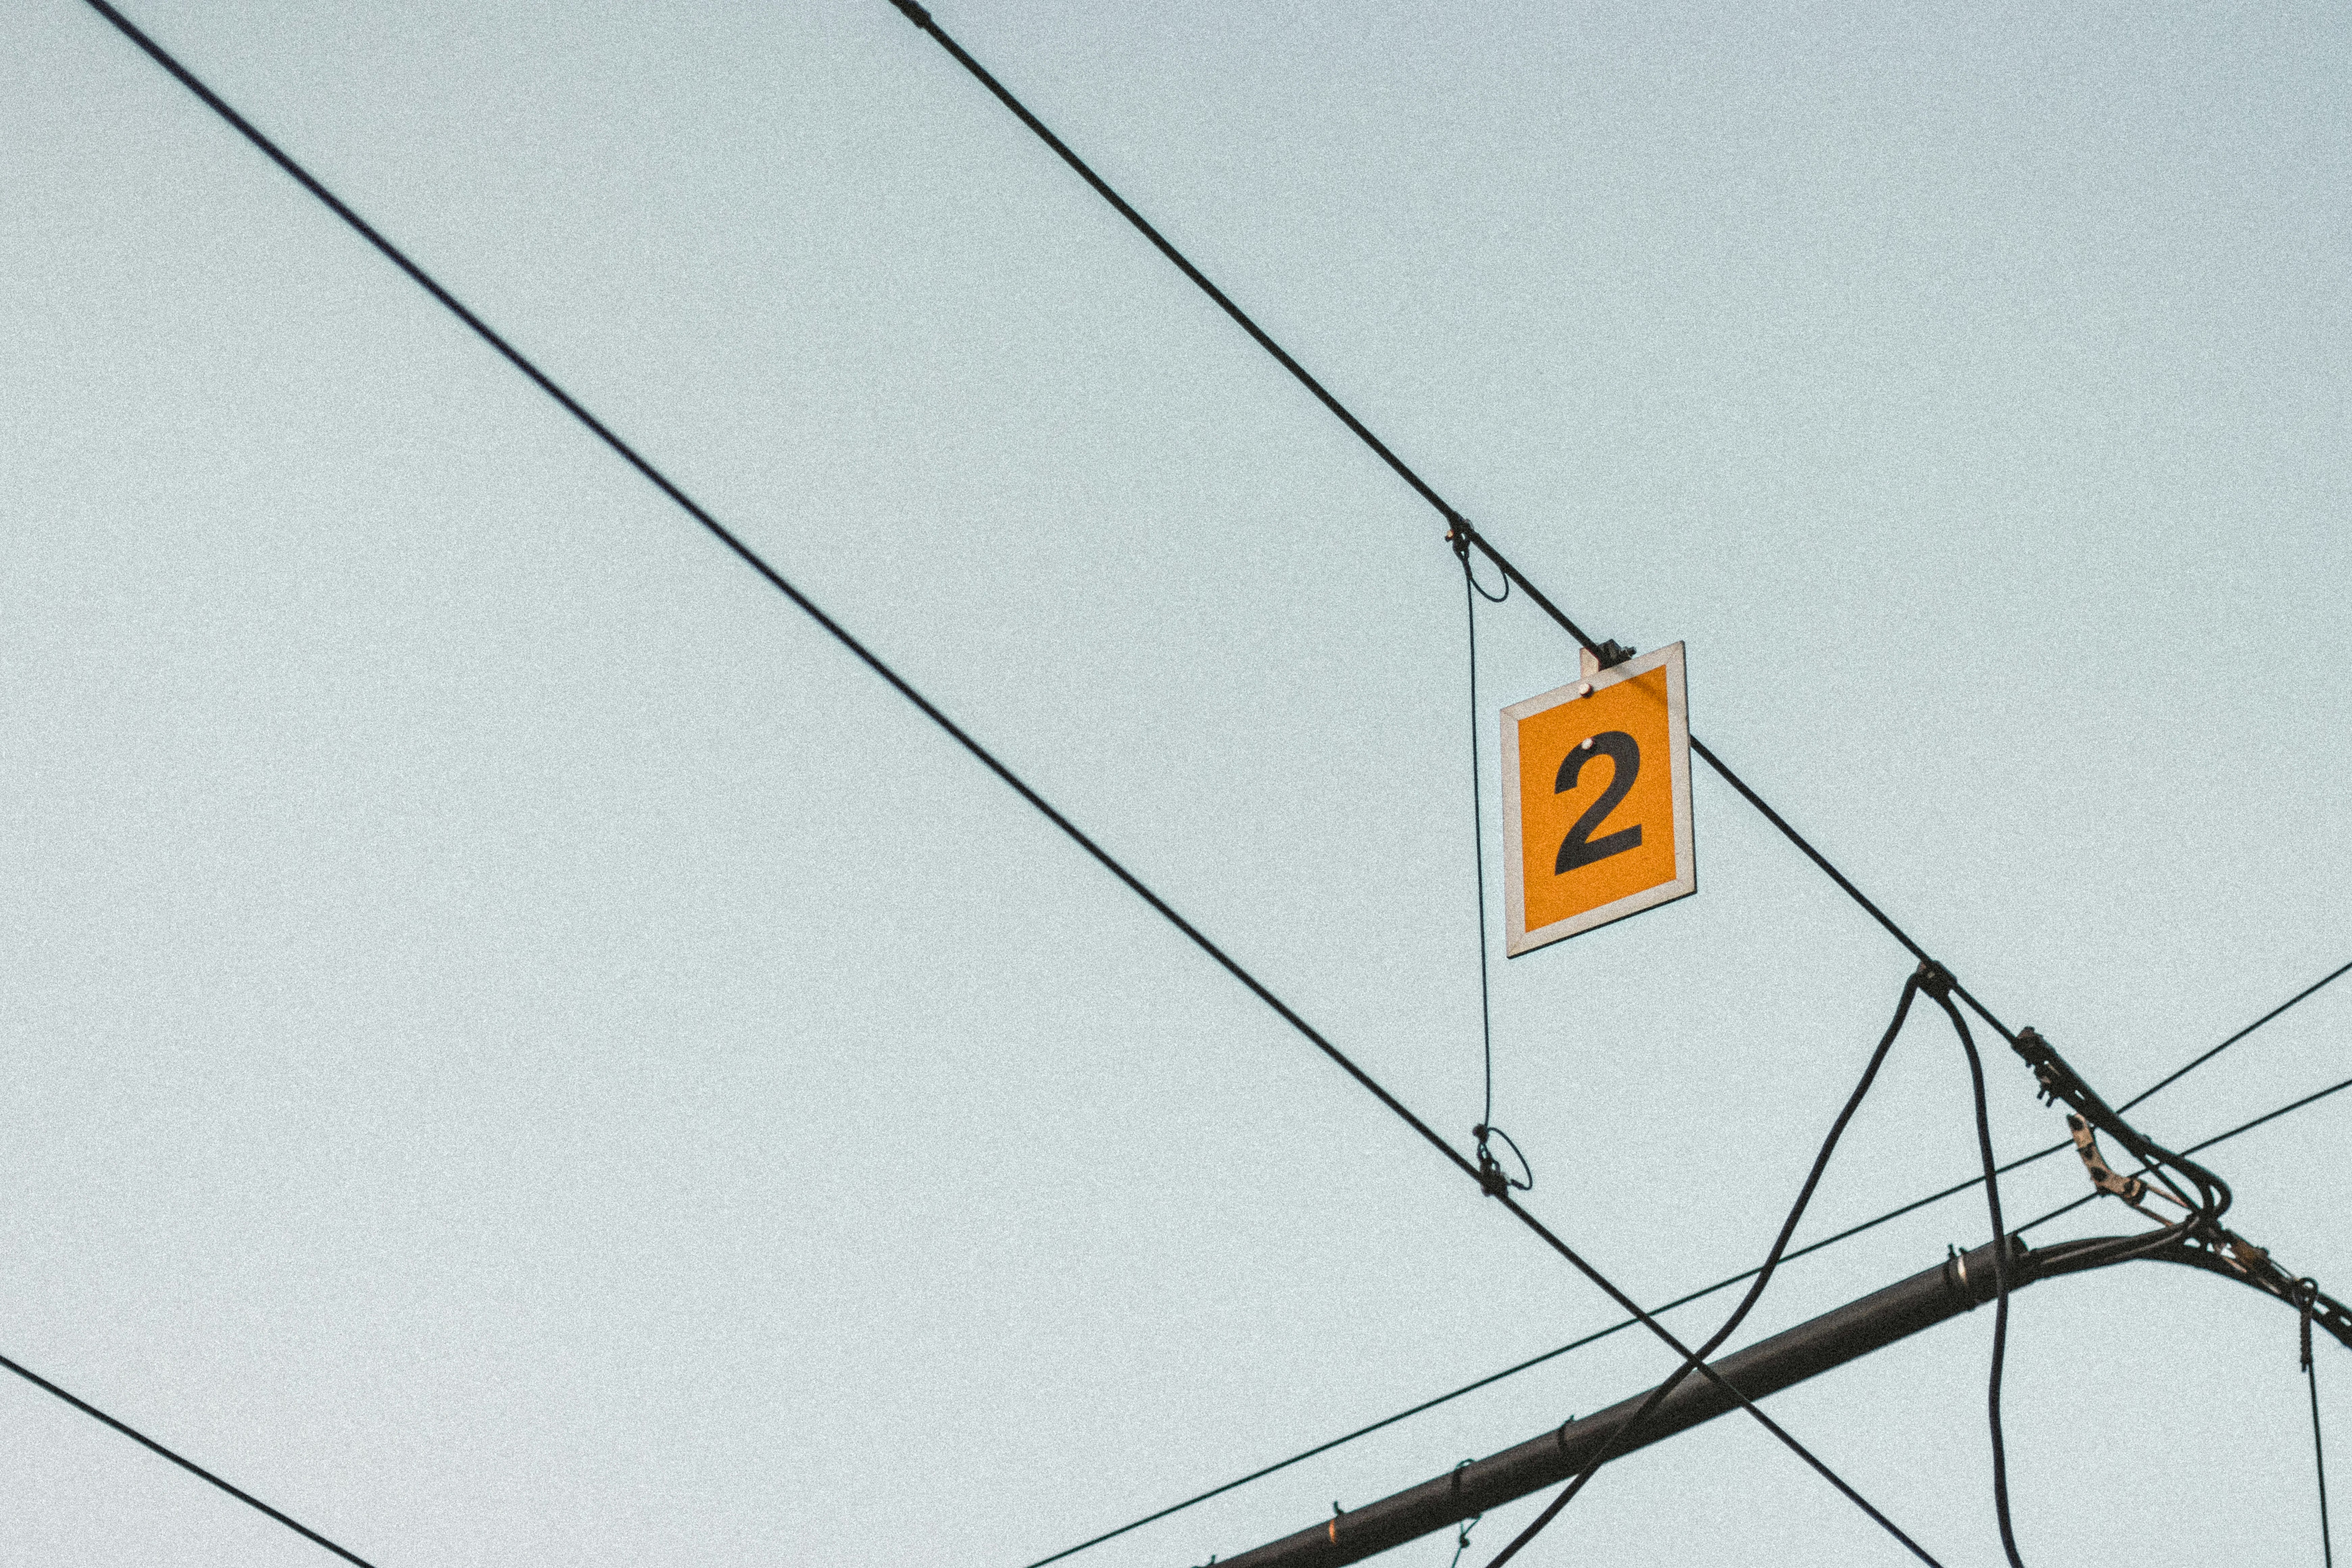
[{"x1": 1500, "y1": 642, "x2": 1694, "y2": 956}]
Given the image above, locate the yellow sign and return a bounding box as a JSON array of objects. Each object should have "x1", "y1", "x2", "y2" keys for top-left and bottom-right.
[{"x1": 1500, "y1": 642, "x2": 1694, "y2": 955}]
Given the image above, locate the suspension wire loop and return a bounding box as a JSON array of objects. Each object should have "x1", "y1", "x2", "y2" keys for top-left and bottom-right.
[
  {"x1": 0, "y1": 1351, "x2": 378, "y2": 1568},
  {"x1": 1484, "y1": 973, "x2": 1934, "y2": 1568},
  {"x1": 82, "y1": 6, "x2": 1924, "y2": 1558},
  {"x1": 1462, "y1": 549, "x2": 1499, "y2": 1135},
  {"x1": 2122, "y1": 959, "x2": 2352, "y2": 1114},
  {"x1": 1923, "y1": 983, "x2": 2029, "y2": 1568},
  {"x1": 1459, "y1": 545, "x2": 1530, "y2": 1194}
]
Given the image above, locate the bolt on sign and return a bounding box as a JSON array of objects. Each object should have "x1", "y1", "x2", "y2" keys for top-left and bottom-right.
[{"x1": 1499, "y1": 642, "x2": 1694, "y2": 956}]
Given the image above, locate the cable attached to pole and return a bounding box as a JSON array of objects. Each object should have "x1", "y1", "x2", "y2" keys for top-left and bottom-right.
[{"x1": 1014, "y1": 965, "x2": 2352, "y2": 1567}]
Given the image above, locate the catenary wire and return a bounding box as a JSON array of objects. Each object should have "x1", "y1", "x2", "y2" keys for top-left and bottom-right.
[
  {"x1": 2121, "y1": 959, "x2": 2352, "y2": 1113},
  {"x1": 77, "y1": 1, "x2": 1924, "y2": 1558},
  {"x1": 0, "y1": 1350, "x2": 378, "y2": 1568},
  {"x1": 1019, "y1": 963, "x2": 2348, "y2": 1565},
  {"x1": 883, "y1": 0, "x2": 2022, "y2": 1048}
]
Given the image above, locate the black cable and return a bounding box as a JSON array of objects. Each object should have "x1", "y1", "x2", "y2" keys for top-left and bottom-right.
[
  {"x1": 2305, "y1": 1280, "x2": 2338, "y2": 1568},
  {"x1": 80, "y1": 4, "x2": 1919, "y2": 1558},
  {"x1": 881, "y1": 0, "x2": 2024, "y2": 1030},
  {"x1": 1485, "y1": 971, "x2": 1935, "y2": 1567},
  {"x1": 0, "y1": 1350, "x2": 378, "y2": 1567},
  {"x1": 1924, "y1": 985, "x2": 2027, "y2": 1568},
  {"x1": 1459, "y1": 547, "x2": 1527, "y2": 1192},
  {"x1": 1019, "y1": 970, "x2": 2347, "y2": 1565},
  {"x1": 1465, "y1": 554, "x2": 1497, "y2": 1135}
]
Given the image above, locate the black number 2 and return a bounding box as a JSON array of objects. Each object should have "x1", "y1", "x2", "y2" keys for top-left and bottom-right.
[{"x1": 1555, "y1": 731, "x2": 1643, "y2": 874}]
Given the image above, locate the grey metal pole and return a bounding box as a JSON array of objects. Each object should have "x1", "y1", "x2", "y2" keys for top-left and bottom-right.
[{"x1": 1212, "y1": 1236, "x2": 2038, "y2": 1568}]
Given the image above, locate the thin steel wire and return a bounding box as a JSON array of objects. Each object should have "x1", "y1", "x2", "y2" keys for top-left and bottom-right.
[
  {"x1": 2313, "y1": 1351, "x2": 2337, "y2": 1568},
  {"x1": 1464, "y1": 558, "x2": 1497, "y2": 1133}
]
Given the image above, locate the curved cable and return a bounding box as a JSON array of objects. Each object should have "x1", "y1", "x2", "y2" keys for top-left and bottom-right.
[
  {"x1": 1485, "y1": 972, "x2": 1934, "y2": 1567},
  {"x1": 2303, "y1": 1280, "x2": 2338, "y2": 1568},
  {"x1": 1925, "y1": 987, "x2": 2028, "y2": 1568}
]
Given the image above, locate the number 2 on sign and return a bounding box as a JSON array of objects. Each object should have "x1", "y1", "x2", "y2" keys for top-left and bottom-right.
[
  {"x1": 1555, "y1": 731, "x2": 1642, "y2": 872},
  {"x1": 1499, "y1": 641, "x2": 1693, "y2": 955}
]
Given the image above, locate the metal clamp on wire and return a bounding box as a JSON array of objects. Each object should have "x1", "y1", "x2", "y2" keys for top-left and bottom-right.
[
  {"x1": 1913, "y1": 959, "x2": 1957, "y2": 1001},
  {"x1": 1472, "y1": 1124, "x2": 1534, "y2": 1199},
  {"x1": 2009, "y1": 1025, "x2": 2092, "y2": 1109},
  {"x1": 2065, "y1": 1113, "x2": 2177, "y2": 1214}
]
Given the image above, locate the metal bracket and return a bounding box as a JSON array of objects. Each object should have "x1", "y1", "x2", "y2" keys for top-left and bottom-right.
[
  {"x1": 1577, "y1": 640, "x2": 1638, "y2": 676},
  {"x1": 2068, "y1": 1114, "x2": 2150, "y2": 1205}
]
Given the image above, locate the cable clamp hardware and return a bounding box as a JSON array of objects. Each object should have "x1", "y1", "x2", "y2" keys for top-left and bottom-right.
[
  {"x1": 1472, "y1": 1124, "x2": 1534, "y2": 1199},
  {"x1": 1913, "y1": 959, "x2": 1957, "y2": 1001},
  {"x1": 2067, "y1": 1114, "x2": 2151, "y2": 1205},
  {"x1": 2225, "y1": 1235, "x2": 2272, "y2": 1276},
  {"x1": 2009, "y1": 1025, "x2": 2081, "y2": 1108}
]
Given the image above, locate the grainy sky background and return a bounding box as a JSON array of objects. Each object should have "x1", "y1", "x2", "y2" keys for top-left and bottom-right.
[{"x1": 5, "y1": 3, "x2": 2349, "y2": 1565}]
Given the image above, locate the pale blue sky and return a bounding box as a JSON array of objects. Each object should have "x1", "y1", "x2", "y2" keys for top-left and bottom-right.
[{"x1": 4, "y1": 3, "x2": 2348, "y2": 1565}]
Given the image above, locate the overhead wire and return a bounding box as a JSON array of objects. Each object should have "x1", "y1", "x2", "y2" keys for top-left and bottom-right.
[
  {"x1": 1020, "y1": 962, "x2": 2349, "y2": 1565},
  {"x1": 2304, "y1": 1279, "x2": 2338, "y2": 1568},
  {"x1": 0, "y1": 1350, "x2": 377, "y2": 1568},
  {"x1": 882, "y1": 0, "x2": 2022, "y2": 1054},
  {"x1": 76, "y1": 1, "x2": 1923, "y2": 1560}
]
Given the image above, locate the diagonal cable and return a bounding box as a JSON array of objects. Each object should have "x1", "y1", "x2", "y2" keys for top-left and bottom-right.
[{"x1": 0, "y1": 1351, "x2": 377, "y2": 1567}]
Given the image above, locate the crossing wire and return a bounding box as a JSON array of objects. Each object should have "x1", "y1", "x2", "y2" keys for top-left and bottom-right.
[
  {"x1": 73, "y1": 1, "x2": 1928, "y2": 1561},
  {"x1": 1020, "y1": 958, "x2": 2350, "y2": 1565}
]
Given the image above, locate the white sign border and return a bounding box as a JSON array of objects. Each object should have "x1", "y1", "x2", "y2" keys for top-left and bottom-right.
[{"x1": 1500, "y1": 641, "x2": 1694, "y2": 958}]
